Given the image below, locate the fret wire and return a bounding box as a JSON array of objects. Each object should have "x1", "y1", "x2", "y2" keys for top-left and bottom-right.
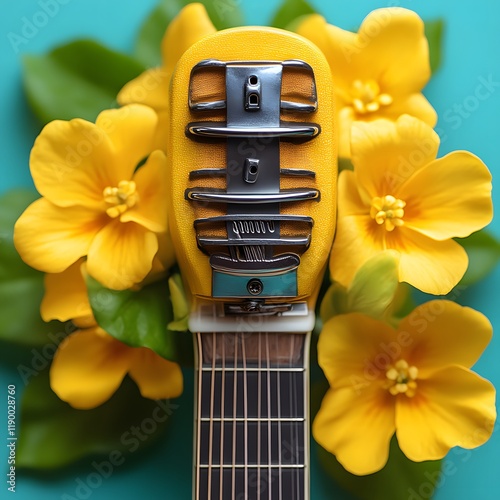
[
  {"x1": 200, "y1": 417, "x2": 306, "y2": 422},
  {"x1": 207, "y1": 332, "x2": 216, "y2": 500},
  {"x1": 201, "y1": 367, "x2": 306, "y2": 372},
  {"x1": 219, "y1": 331, "x2": 226, "y2": 497},
  {"x1": 276, "y1": 334, "x2": 283, "y2": 500},
  {"x1": 266, "y1": 333, "x2": 272, "y2": 500},
  {"x1": 199, "y1": 464, "x2": 306, "y2": 469},
  {"x1": 242, "y1": 334, "x2": 248, "y2": 498},
  {"x1": 232, "y1": 334, "x2": 238, "y2": 498}
]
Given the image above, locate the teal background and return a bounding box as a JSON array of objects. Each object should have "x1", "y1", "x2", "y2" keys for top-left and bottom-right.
[{"x1": 0, "y1": 0, "x2": 499, "y2": 498}]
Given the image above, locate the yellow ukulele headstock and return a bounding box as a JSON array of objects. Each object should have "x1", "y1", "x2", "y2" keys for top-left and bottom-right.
[{"x1": 168, "y1": 27, "x2": 336, "y2": 319}]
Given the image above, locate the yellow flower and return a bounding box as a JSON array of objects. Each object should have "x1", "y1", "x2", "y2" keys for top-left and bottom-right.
[
  {"x1": 330, "y1": 115, "x2": 492, "y2": 295},
  {"x1": 14, "y1": 104, "x2": 174, "y2": 290},
  {"x1": 117, "y1": 3, "x2": 216, "y2": 150},
  {"x1": 43, "y1": 262, "x2": 183, "y2": 410},
  {"x1": 314, "y1": 301, "x2": 496, "y2": 475},
  {"x1": 297, "y1": 8, "x2": 437, "y2": 158}
]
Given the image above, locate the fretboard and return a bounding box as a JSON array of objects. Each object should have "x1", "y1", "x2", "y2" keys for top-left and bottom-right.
[{"x1": 195, "y1": 332, "x2": 309, "y2": 500}]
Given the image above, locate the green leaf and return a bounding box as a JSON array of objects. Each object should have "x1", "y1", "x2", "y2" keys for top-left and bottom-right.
[
  {"x1": 338, "y1": 158, "x2": 354, "y2": 173},
  {"x1": 346, "y1": 252, "x2": 399, "y2": 319},
  {"x1": 17, "y1": 371, "x2": 174, "y2": 469},
  {"x1": 134, "y1": 0, "x2": 245, "y2": 67},
  {"x1": 457, "y1": 230, "x2": 500, "y2": 286},
  {"x1": 87, "y1": 276, "x2": 191, "y2": 363},
  {"x1": 270, "y1": 0, "x2": 316, "y2": 29},
  {"x1": 0, "y1": 190, "x2": 64, "y2": 346},
  {"x1": 318, "y1": 437, "x2": 442, "y2": 500},
  {"x1": 386, "y1": 283, "x2": 417, "y2": 326},
  {"x1": 23, "y1": 39, "x2": 146, "y2": 124},
  {"x1": 425, "y1": 19, "x2": 444, "y2": 74},
  {"x1": 319, "y1": 282, "x2": 348, "y2": 323},
  {"x1": 320, "y1": 253, "x2": 400, "y2": 324},
  {"x1": 167, "y1": 274, "x2": 189, "y2": 332}
]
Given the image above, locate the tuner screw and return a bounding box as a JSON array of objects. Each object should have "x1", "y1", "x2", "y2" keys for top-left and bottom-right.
[{"x1": 247, "y1": 279, "x2": 264, "y2": 295}]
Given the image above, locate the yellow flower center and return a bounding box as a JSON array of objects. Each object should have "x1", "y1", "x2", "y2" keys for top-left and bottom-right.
[
  {"x1": 103, "y1": 180, "x2": 139, "y2": 218},
  {"x1": 350, "y1": 79, "x2": 393, "y2": 114},
  {"x1": 385, "y1": 359, "x2": 418, "y2": 397},
  {"x1": 370, "y1": 195, "x2": 406, "y2": 231}
]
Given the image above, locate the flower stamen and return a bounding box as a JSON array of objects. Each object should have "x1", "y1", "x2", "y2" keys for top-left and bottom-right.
[
  {"x1": 385, "y1": 359, "x2": 418, "y2": 397},
  {"x1": 370, "y1": 195, "x2": 406, "y2": 231},
  {"x1": 350, "y1": 79, "x2": 393, "y2": 115},
  {"x1": 103, "y1": 180, "x2": 139, "y2": 218}
]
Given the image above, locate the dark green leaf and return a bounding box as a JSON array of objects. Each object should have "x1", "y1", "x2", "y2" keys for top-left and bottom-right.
[
  {"x1": 387, "y1": 284, "x2": 417, "y2": 324},
  {"x1": 134, "y1": 0, "x2": 245, "y2": 67},
  {"x1": 270, "y1": 0, "x2": 316, "y2": 29},
  {"x1": 424, "y1": 19, "x2": 444, "y2": 74},
  {"x1": 318, "y1": 437, "x2": 442, "y2": 500},
  {"x1": 17, "y1": 371, "x2": 174, "y2": 469},
  {"x1": 457, "y1": 230, "x2": 500, "y2": 286},
  {"x1": 0, "y1": 190, "x2": 64, "y2": 346},
  {"x1": 338, "y1": 158, "x2": 354, "y2": 173},
  {"x1": 23, "y1": 39, "x2": 146, "y2": 124},
  {"x1": 87, "y1": 276, "x2": 192, "y2": 364}
]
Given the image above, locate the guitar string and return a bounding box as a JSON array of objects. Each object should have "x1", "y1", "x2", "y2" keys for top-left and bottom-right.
[
  {"x1": 196, "y1": 333, "x2": 204, "y2": 500},
  {"x1": 208, "y1": 332, "x2": 216, "y2": 500},
  {"x1": 276, "y1": 334, "x2": 283, "y2": 500},
  {"x1": 220, "y1": 333, "x2": 226, "y2": 497},
  {"x1": 289, "y1": 335, "x2": 296, "y2": 500},
  {"x1": 242, "y1": 334, "x2": 248, "y2": 498},
  {"x1": 257, "y1": 332, "x2": 262, "y2": 500},
  {"x1": 232, "y1": 333, "x2": 238, "y2": 499},
  {"x1": 266, "y1": 333, "x2": 272, "y2": 500},
  {"x1": 294, "y1": 335, "x2": 302, "y2": 497}
]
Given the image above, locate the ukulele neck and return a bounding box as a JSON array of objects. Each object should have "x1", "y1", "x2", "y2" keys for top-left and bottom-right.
[{"x1": 195, "y1": 331, "x2": 310, "y2": 500}]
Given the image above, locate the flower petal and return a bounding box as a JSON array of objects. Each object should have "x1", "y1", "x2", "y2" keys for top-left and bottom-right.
[
  {"x1": 14, "y1": 198, "x2": 104, "y2": 273},
  {"x1": 398, "y1": 301, "x2": 492, "y2": 374},
  {"x1": 351, "y1": 116, "x2": 440, "y2": 198},
  {"x1": 129, "y1": 348, "x2": 183, "y2": 400},
  {"x1": 155, "y1": 230, "x2": 176, "y2": 272},
  {"x1": 329, "y1": 214, "x2": 384, "y2": 287},
  {"x1": 29, "y1": 118, "x2": 114, "y2": 208},
  {"x1": 298, "y1": 9, "x2": 430, "y2": 96},
  {"x1": 337, "y1": 106, "x2": 356, "y2": 161},
  {"x1": 95, "y1": 105, "x2": 157, "y2": 181},
  {"x1": 161, "y1": 3, "x2": 216, "y2": 74},
  {"x1": 396, "y1": 366, "x2": 496, "y2": 461},
  {"x1": 330, "y1": 169, "x2": 389, "y2": 285},
  {"x1": 313, "y1": 385, "x2": 396, "y2": 475},
  {"x1": 338, "y1": 169, "x2": 369, "y2": 216},
  {"x1": 297, "y1": 15, "x2": 359, "y2": 100},
  {"x1": 41, "y1": 260, "x2": 92, "y2": 322},
  {"x1": 117, "y1": 68, "x2": 170, "y2": 109},
  {"x1": 382, "y1": 93, "x2": 437, "y2": 127},
  {"x1": 50, "y1": 327, "x2": 130, "y2": 409},
  {"x1": 318, "y1": 314, "x2": 397, "y2": 389},
  {"x1": 395, "y1": 227, "x2": 468, "y2": 294},
  {"x1": 399, "y1": 152, "x2": 493, "y2": 240},
  {"x1": 121, "y1": 150, "x2": 168, "y2": 233},
  {"x1": 359, "y1": 8, "x2": 431, "y2": 94},
  {"x1": 87, "y1": 220, "x2": 158, "y2": 290},
  {"x1": 145, "y1": 230, "x2": 177, "y2": 284}
]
